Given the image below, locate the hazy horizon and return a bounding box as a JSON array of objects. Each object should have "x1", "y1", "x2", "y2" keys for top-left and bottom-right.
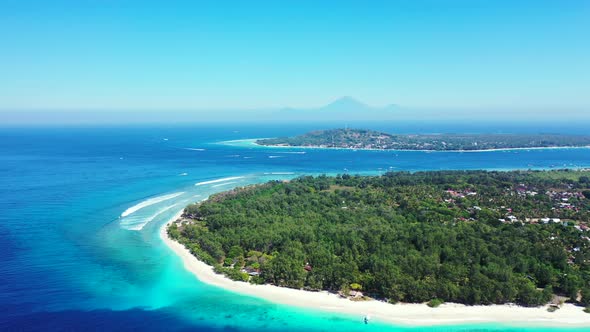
[
  {"x1": 1, "y1": 94, "x2": 589, "y2": 125},
  {"x1": 2, "y1": 95, "x2": 590, "y2": 126}
]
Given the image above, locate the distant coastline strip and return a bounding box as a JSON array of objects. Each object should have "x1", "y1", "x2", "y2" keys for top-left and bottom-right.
[
  {"x1": 254, "y1": 129, "x2": 590, "y2": 152},
  {"x1": 254, "y1": 140, "x2": 590, "y2": 153}
]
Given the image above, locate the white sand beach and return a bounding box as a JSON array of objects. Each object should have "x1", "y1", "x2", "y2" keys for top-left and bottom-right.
[{"x1": 161, "y1": 213, "x2": 590, "y2": 327}]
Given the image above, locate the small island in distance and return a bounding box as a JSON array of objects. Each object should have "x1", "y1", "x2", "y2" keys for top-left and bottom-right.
[{"x1": 256, "y1": 128, "x2": 590, "y2": 151}]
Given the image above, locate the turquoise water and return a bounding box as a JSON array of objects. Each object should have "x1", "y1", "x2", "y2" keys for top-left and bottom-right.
[{"x1": 1, "y1": 124, "x2": 590, "y2": 331}]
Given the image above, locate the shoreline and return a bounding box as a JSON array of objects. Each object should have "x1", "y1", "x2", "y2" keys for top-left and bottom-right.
[
  {"x1": 227, "y1": 138, "x2": 590, "y2": 153},
  {"x1": 160, "y1": 211, "x2": 590, "y2": 328}
]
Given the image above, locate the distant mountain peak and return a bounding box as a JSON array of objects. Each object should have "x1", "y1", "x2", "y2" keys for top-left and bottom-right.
[
  {"x1": 322, "y1": 96, "x2": 369, "y2": 109},
  {"x1": 278, "y1": 96, "x2": 399, "y2": 121},
  {"x1": 317, "y1": 96, "x2": 398, "y2": 113}
]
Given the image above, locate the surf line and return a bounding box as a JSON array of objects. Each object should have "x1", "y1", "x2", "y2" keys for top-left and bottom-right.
[
  {"x1": 121, "y1": 192, "x2": 185, "y2": 217},
  {"x1": 194, "y1": 176, "x2": 245, "y2": 186}
]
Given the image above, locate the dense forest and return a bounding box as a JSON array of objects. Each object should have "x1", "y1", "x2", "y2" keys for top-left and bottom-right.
[
  {"x1": 256, "y1": 128, "x2": 590, "y2": 151},
  {"x1": 168, "y1": 170, "x2": 590, "y2": 307}
]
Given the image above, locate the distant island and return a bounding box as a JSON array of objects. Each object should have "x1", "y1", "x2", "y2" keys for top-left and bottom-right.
[
  {"x1": 168, "y1": 170, "x2": 590, "y2": 309},
  {"x1": 256, "y1": 129, "x2": 590, "y2": 151}
]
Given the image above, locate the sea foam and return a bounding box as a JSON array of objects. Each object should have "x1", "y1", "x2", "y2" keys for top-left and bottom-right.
[
  {"x1": 121, "y1": 192, "x2": 185, "y2": 217},
  {"x1": 194, "y1": 176, "x2": 244, "y2": 186},
  {"x1": 124, "y1": 203, "x2": 181, "y2": 230}
]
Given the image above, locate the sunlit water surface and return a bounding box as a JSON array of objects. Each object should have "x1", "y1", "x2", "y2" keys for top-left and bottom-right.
[{"x1": 1, "y1": 123, "x2": 590, "y2": 331}]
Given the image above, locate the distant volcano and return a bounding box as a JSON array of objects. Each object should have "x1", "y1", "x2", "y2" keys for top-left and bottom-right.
[{"x1": 278, "y1": 96, "x2": 399, "y2": 122}]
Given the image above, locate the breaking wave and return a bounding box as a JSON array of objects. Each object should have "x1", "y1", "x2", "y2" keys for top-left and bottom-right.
[
  {"x1": 194, "y1": 176, "x2": 244, "y2": 186},
  {"x1": 121, "y1": 192, "x2": 185, "y2": 217}
]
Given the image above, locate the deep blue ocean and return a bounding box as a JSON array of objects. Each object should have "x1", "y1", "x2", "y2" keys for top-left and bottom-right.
[{"x1": 1, "y1": 122, "x2": 590, "y2": 331}]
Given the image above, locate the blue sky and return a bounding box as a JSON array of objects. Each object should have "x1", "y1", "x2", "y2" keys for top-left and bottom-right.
[{"x1": 1, "y1": 0, "x2": 589, "y2": 118}]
